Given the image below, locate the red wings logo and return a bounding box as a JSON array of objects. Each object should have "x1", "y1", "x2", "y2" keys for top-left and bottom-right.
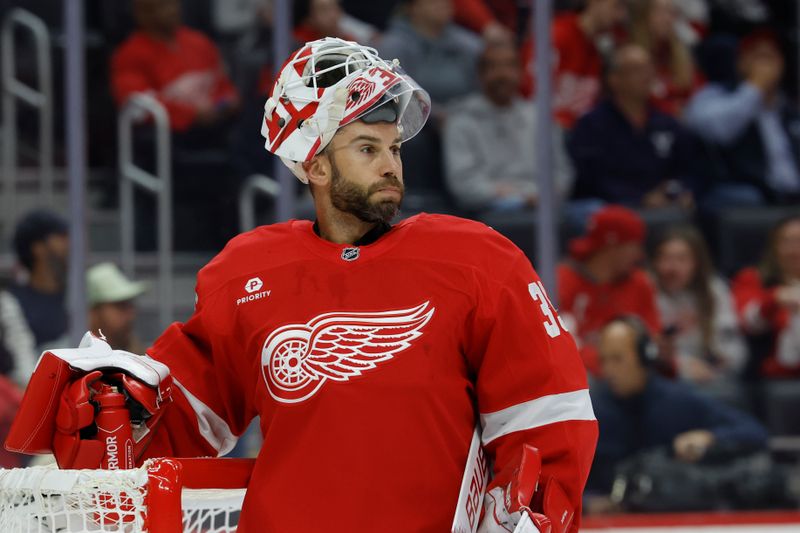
[
  {"x1": 345, "y1": 77, "x2": 377, "y2": 112},
  {"x1": 261, "y1": 302, "x2": 434, "y2": 404}
]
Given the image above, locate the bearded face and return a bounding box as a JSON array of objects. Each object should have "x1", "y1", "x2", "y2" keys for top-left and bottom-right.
[{"x1": 329, "y1": 151, "x2": 404, "y2": 224}]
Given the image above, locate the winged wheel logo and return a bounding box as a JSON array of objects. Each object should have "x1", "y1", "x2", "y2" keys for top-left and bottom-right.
[{"x1": 261, "y1": 302, "x2": 434, "y2": 403}]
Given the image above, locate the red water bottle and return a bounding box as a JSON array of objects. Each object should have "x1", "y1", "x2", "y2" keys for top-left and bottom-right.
[{"x1": 94, "y1": 384, "x2": 134, "y2": 470}]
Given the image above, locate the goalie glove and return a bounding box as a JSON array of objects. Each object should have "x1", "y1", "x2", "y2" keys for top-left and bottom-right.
[
  {"x1": 478, "y1": 445, "x2": 575, "y2": 533},
  {"x1": 5, "y1": 332, "x2": 172, "y2": 469}
]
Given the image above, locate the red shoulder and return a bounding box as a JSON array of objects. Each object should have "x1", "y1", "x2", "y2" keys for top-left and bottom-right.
[
  {"x1": 195, "y1": 221, "x2": 298, "y2": 295},
  {"x1": 177, "y1": 26, "x2": 217, "y2": 51},
  {"x1": 552, "y1": 13, "x2": 579, "y2": 47},
  {"x1": 404, "y1": 213, "x2": 526, "y2": 267},
  {"x1": 112, "y1": 32, "x2": 151, "y2": 62},
  {"x1": 732, "y1": 267, "x2": 762, "y2": 286},
  {"x1": 630, "y1": 268, "x2": 657, "y2": 290},
  {"x1": 557, "y1": 261, "x2": 579, "y2": 279}
]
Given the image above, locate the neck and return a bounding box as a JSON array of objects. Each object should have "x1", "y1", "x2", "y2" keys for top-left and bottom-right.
[
  {"x1": 578, "y1": 11, "x2": 599, "y2": 38},
  {"x1": 614, "y1": 96, "x2": 649, "y2": 127},
  {"x1": 763, "y1": 89, "x2": 779, "y2": 107},
  {"x1": 315, "y1": 200, "x2": 377, "y2": 245},
  {"x1": 487, "y1": 93, "x2": 514, "y2": 108},
  {"x1": 29, "y1": 265, "x2": 61, "y2": 294},
  {"x1": 412, "y1": 17, "x2": 445, "y2": 40},
  {"x1": 783, "y1": 271, "x2": 800, "y2": 284},
  {"x1": 144, "y1": 27, "x2": 177, "y2": 42},
  {"x1": 583, "y1": 253, "x2": 616, "y2": 284}
]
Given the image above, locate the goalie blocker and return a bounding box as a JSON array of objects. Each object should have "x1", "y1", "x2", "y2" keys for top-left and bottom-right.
[
  {"x1": 5, "y1": 333, "x2": 172, "y2": 469},
  {"x1": 455, "y1": 429, "x2": 574, "y2": 533}
]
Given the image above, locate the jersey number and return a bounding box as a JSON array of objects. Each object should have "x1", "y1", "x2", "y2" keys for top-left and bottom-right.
[{"x1": 528, "y1": 281, "x2": 568, "y2": 338}]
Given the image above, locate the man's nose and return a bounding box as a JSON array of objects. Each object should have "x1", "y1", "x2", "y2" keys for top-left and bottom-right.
[{"x1": 378, "y1": 149, "x2": 401, "y2": 178}]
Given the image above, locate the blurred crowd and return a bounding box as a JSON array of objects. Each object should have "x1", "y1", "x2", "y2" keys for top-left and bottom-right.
[{"x1": 2, "y1": 0, "x2": 800, "y2": 515}]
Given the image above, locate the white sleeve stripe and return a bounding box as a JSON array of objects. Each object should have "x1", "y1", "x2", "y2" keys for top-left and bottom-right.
[
  {"x1": 480, "y1": 389, "x2": 596, "y2": 446},
  {"x1": 173, "y1": 378, "x2": 238, "y2": 456}
]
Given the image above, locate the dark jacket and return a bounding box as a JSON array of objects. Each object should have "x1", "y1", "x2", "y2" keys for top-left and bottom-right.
[
  {"x1": 712, "y1": 103, "x2": 800, "y2": 200},
  {"x1": 587, "y1": 374, "x2": 769, "y2": 492},
  {"x1": 568, "y1": 99, "x2": 698, "y2": 205}
]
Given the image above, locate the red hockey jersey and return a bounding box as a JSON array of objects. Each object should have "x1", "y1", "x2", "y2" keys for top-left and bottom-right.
[
  {"x1": 111, "y1": 27, "x2": 238, "y2": 132},
  {"x1": 142, "y1": 214, "x2": 597, "y2": 532},
  {"x1": 558, "y1": 261, "x2": 661, "y2": 374},
  {"x1": 521, "y1": 13, "x2": 603, "y2": 129},
  {"x1": 732, "y1": 268, "x2": 800, "y2": 377}
]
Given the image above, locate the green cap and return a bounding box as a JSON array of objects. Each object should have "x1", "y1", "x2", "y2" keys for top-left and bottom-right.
[{"x1": 87, "y1": 262, "x2": 148, "y2": 306}]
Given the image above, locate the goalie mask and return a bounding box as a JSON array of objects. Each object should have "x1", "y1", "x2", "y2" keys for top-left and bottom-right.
[{"x1": 261, "y1": 37, "x2": 431, "y2": 183}]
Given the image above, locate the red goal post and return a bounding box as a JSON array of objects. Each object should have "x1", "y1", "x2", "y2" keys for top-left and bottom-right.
[{"x1": 0, "y1": 457, "x2": 255, "y2": 532}]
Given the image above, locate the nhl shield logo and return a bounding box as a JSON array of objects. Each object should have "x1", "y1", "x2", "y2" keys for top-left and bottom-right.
[{"x1": 341, "y1": 247, "x2": 360, "y2": 261}]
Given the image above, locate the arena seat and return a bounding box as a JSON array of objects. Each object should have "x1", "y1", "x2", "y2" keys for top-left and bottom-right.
[
  {"x1": 478, "y1": 210, "x2": 539, "y2": 261},
  {"x1": 762, "y1": 380, "x2": 800, "y2": 436},
  {"x1": 712, "y1": 207, "x2": 800, "y2": 276},
  {"x1": 637, "y1": 207, "x2": 692, "y2": 252}
]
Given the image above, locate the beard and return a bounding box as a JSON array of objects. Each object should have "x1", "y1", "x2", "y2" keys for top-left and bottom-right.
[
  {"x1": 46, "y1": 251, "x2": 68, "y2": 292},
  {"x1": 329, "y1": 155, "x2": 404, "y2": 224}
]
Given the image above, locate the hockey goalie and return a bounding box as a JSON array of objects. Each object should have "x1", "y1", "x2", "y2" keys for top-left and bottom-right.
[{"x1": 6, "y1": 37, "x2": 597, "y2": 533}]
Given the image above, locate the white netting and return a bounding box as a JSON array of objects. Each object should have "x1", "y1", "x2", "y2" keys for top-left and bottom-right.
[
  {"x1": 0, "y1": 462, "x2": 246, "y2": 532},
  {"x1": 181, "y1": 489, "x2": 246, "y2": 533}
]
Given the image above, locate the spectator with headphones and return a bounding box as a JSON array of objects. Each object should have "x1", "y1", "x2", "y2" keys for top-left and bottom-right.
[{"x1": 586, "y1": 316, "x2": 768, "y2": 504}]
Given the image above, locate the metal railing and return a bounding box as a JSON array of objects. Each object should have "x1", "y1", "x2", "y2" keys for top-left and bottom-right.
[
  {"x1": 239, "y1": 174, "x2": 281, "y2": 232},
  {"x1": 118, "y1": 93, "x2": 173, "y2": 328},
  {"x1": 1, "y1": 8, "x2": 53, "y2": 237}
]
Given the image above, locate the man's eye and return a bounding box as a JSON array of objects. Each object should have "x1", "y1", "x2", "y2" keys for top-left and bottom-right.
[
  {"x1": 360, "y1": 146, "x2": 375, "y2": 153},
  {"x1": 391, "y1": 146, "x2": 402, "y2": 155}
]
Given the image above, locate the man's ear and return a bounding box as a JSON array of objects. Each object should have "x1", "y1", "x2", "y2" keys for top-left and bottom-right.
[{"x1": 303, "y1": 154, "x2": 331, "y2": 188}]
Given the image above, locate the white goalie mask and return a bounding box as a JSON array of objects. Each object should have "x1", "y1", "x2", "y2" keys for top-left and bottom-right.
[{"x1": 261, "y1": 37, "x2": 431, "y2": 183}]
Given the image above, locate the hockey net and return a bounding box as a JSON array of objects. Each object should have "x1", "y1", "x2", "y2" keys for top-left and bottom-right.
[{"x1": 0, "y1": 457, "x2": 254, "y2": 532}]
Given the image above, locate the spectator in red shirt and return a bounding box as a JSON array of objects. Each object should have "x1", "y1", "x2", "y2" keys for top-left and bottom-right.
[
  {"x1": 733, "y1": 215, "x2": 800, "y2": 378},
  {"x1": 629, "y1": 0, "x2": 704, "y2": 116},
  {"x1": 452, "y1": 0, "x2": 515, "y2": 44},
  {"x1": 558, "y1": 205, "x2": 661, "y2": 374},
  {"x1": 112, "y1": 0, "x2": 243, "y2": 251},
  {"x1": 111, "y1": 0, "x2": 240, "y2": 132},
  {"x1": 0, "y1": 374, "x2": 23, "y2": 468},
  {"x1": 293, "y1": 0, "x2": 378, "y2": 45},
  {"x1": 521, "y1": 0, "x2": 627, "y2": 128}
]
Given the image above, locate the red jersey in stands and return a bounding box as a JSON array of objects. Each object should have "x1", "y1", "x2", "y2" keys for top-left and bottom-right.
[
  {"x1": 558, "y1": 261, "x2": 661, "y2": 374},
  {"x1": 453, "y1": 0, "x2": 519, "y2": 35},
  {"x1": 521, "y1": 13, "x2": 602, "y2": 128},
  {"x1": 0, "y1": 375, "x2": 22, "y2": 468},
  {"x1": 111, "y1": 27, "x2": 238, "y2": 131},
  {"x1": 292, "y1": 25, "x2": 356, "y2": 44},
  {"x1": 650, "y1": 50, "x2": 705, "y2": 117},
  {"x1": 732, "y1": 268, "x2": 800, "y2": 377},
  {"x1": 142, "y1": 214, "x2": 597, "y2": 533}
]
